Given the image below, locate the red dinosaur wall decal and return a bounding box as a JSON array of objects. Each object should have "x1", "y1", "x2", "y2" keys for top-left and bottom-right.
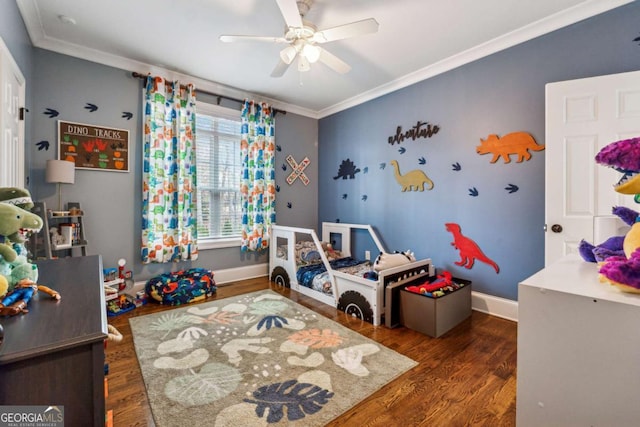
[{"x1": 445, "y1": 223, "x2": 500, "y2": 273}]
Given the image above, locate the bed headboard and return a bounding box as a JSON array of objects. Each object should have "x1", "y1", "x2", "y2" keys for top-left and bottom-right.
[{"x1": 321, "y1": 222, "x2": 386, "y2": 258}]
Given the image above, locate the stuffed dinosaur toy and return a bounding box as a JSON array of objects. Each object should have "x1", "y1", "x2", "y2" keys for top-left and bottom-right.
[
  {"x1": 589, "y1": 136, "x2": 640, "y2": 293},
  {"x1": 578, "y1": 206, "x2": 639, "y2": 263},
  {"x1": 0, "y1": 187, "x2": 60, "y2": 315}
]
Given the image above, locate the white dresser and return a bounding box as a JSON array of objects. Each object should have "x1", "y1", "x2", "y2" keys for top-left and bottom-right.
[{"x1": 517, "y1": 255, "x2": 640, "y2": 426}]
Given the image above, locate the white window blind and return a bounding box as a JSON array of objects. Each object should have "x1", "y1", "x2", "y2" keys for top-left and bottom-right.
[{"x1": 195, "y1": 103, "x2": 242, "y2": 244}]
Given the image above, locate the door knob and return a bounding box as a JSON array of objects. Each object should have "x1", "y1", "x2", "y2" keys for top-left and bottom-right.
[{"x1": 551, "y1": 224, "x2": 563, "y2": 233}]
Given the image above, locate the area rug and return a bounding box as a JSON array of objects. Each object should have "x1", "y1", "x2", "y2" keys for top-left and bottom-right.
[{"x1": 130, "y1": 290, "x2": 417, "y2": 426}]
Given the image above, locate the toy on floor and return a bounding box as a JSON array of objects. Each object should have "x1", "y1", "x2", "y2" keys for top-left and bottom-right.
[
  {"x1": 106, "y1": 294, "x2": 136, "y2": 317},
  {"x1": 105, "y1": 258, "x2": 138, "y2": 316},
  {"x1": 145, "y1": 268, "x2": 216, "y2": 305}
]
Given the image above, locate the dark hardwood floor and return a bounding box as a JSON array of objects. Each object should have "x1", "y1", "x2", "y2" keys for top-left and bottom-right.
[{"x1": 105, "y1": 277, "x2": 517, "y2": 426}]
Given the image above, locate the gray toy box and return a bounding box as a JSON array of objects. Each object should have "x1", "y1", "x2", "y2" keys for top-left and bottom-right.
[{"x1": 395, "y1": 278, "x2": 471, "y2": 338}]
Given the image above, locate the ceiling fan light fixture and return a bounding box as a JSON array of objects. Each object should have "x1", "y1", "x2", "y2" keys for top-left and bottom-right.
[
  {"x1": 298, "y1": 54, "x2": 311, "y2": 72},
  {"x1": 280, "y1": 45, "x2": 298, "y2": 65},
  {"x1": 301, "y1": 43, "x2": 321, "y2": 63}
]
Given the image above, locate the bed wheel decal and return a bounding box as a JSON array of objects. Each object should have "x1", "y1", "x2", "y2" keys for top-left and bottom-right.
[
  {"x1": 337, "y1": 290, "x2": 373, "y2": 323},
  {"x1": 270, "y1": 267, "x2": 291, "y2": 289}
]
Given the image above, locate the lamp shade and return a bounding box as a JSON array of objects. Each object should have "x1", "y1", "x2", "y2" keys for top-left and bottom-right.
[{"x1": 46, "y1": 159, "x2": 75, "y2": 184}]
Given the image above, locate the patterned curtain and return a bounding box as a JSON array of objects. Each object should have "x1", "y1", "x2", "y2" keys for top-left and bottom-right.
[
  {"x1": 142, "y1": 76, "x2": 198, "y2": 263},
  {"x1": 240, "y1": 100, "x2": 276, "y2": 251}
]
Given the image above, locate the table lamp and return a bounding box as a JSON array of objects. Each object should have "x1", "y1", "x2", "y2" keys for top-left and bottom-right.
[{"x1": 45, "y1": 159, "x2": 75, "y2": 212}]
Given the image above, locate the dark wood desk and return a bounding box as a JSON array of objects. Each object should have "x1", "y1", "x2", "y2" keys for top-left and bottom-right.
[{"x1": 0, "y1": 255, "x2": 107, "y2": 426}]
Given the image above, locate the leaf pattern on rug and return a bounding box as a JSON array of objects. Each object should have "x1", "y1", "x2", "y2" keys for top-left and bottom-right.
[
  {"x1": 150, "y1": 312, "x2": 202, "y2": 339},
  {"x1": 221, "y1": 337, "x2": 274, "y2": 366},
  {"x1": 288, "y1": 329, "x2": 345, "y2": 348},
  {"x1": 247, "y1": 315, "x2": 305, "y2": 336},
  {"x1": 154, "y1": 348, "x2": 209, "y2": 369},
  {"x1": 331, "y1": 344, "x2": 381, "y2": 377},
  {"x1": 243, "y1": 379, "x2": 334, "y2": 423},
  {"x1": 157, "y1": 326, "x2": 208, "y2": 354},
  {"x1": 203, "y1": 310, "x2": 241, "y2": 325},
  {"x1": 165, "y1": 362, "x2": 242, "y2": 407},
  {"x1": 248, "y1": 299, "x2": 289, "y2": 316},
  {"x1": 287, "y1": 352, "x2": 325, "y2": 368},
  {"x1": 258, "y1": 315, "x2": 289, "y2": 330}
]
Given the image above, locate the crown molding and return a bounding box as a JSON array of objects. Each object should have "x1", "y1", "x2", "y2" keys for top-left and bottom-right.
[
  {"x1": 317, "y1": 0, "x2": 634, "y2": 118},
  {"x1": 17, "y1": 0, "x2": 632, "y2": 120}
]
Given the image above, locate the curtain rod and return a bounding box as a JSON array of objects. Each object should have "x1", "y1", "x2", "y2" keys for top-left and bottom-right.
[{"x1": 131, "y1": 72, "x2": 286, "y2": 115}]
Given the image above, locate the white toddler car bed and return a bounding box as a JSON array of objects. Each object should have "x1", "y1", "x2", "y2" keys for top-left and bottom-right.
[{"x1": 269, "y1": 222, "x2": 434, "y2": 326}]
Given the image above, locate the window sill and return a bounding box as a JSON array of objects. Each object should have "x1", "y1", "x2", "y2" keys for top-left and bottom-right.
[{"x1": 198, "y1": 237, "x2": 241, "y2": 250}]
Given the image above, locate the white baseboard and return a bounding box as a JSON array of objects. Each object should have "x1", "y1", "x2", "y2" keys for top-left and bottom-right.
[
  {"x1": 131, "y1": 263, "x2": 519, "y2": 322},
  {"x1": 472, "y1": 291, "x2": 518, "y2": 322},
  {"x1": 213, "y1": 263, "x2": 269, "y2": 285}
]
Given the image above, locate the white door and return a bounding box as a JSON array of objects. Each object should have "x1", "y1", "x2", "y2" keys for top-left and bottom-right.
[
  {"x1": 0, "y1": 37, "x2": 26, "y2": 188},
  {"x1": 545, "y1": 70, "x2": 640, "y2": 266}
]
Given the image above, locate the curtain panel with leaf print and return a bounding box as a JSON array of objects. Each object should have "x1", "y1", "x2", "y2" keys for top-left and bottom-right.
[
  {"x1": 142, "y1": 76, "x2": 198, "y2": 263},
  {"x1": 240, "y1": 100, "x2": 276, "y2": 251}
]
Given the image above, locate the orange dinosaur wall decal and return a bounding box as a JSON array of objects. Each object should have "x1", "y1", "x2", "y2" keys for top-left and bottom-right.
[
  {"x1": 476, "y1": 131, "x2": 545, "y2": 164},
  {"x1": 445, "y1": 223, "x2": 500, "y2": 273}
]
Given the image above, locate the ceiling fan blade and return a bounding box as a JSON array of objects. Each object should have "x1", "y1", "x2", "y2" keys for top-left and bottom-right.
[
  {"x1": 276, "y1": 0, "x2": 303, "y2": 29},
  {"x1": 219, "y1": 35, "x2": 287, "y2": 43},
  {"x1": 318, "y1": 47, "x2": 351, "y2": 74},
  {"x1": 271, "y1": 59, "x2": 291, "y2": 78},
  {"x1": 313, "y1": 18, "x2": 379, "y2": 43}
]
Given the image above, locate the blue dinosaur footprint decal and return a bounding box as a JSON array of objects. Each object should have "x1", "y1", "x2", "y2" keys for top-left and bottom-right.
[
  {"x1": 36, "y1": 140, "x2": 49, "y2": 151},
  {"x1": 469, "y1": 187, "x2": 479, "y2": 197},
  {"x1": 505, "y1": 184, "x2": 519, "y2": 194},
  {"x1": 44, "y1": 108, "x2": 59, "y2": 118},
  {"x1": 452, "y1": 162, "x2": 461, "y2": 171}
]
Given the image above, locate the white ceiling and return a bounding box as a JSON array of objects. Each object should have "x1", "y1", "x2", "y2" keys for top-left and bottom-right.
[{"x1": 16, "y1": 0, "x2": 632, "y2": 118}]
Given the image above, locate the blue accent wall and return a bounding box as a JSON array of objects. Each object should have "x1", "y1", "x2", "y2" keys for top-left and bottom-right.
[{"x1": 318, "y1": 2, "x2": 640, "y2": 300}]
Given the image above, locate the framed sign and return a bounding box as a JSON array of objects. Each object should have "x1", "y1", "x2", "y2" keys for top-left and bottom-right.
[{"x1": 58, "y1": 120, "x2": 129, "y2": 172}]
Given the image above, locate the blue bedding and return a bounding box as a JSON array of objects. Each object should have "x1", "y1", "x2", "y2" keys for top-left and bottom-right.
[{"x1": 296, "y1": 257, "x2": 365, "y2": 288}]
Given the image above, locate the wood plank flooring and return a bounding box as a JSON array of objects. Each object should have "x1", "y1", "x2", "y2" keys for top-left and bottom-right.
[{"x1": 105, "y1": 277, "x2": 517, "y2": 426}]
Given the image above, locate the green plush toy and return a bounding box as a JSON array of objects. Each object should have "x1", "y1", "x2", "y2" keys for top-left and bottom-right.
[
  {"x1": 0, "y1": 187, "x2": 59, "y2": 315},
  {"x1": 0, "y1": 201, "x2": 42, "y2": 263}
]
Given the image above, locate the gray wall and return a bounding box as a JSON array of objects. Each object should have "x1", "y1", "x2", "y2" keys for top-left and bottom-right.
[
  {"x1": 27, "y1": 49, "x2": 318, "y2": 281},
  {"x1": 318, "y1": 2, "x2": 640, "y2": 301}
]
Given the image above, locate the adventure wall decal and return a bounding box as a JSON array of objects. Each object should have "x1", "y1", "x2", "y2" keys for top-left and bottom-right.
[{"x1": 388, "y1": 121, "x2": 440, "y2": 145}]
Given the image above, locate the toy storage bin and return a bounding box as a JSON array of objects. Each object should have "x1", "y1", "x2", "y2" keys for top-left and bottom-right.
[{"x1": 398, "y1": 278, "x2": 471, "y2": 338}]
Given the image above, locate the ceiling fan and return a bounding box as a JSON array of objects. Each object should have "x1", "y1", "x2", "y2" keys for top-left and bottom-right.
[{"x1": 219, "y1": 0, "x2": 379, "y2": 77}]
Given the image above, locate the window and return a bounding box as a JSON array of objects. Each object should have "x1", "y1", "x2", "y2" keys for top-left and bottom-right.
[{"x1": 195, "y1": 102, "x2": 242, "y2": 248}]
